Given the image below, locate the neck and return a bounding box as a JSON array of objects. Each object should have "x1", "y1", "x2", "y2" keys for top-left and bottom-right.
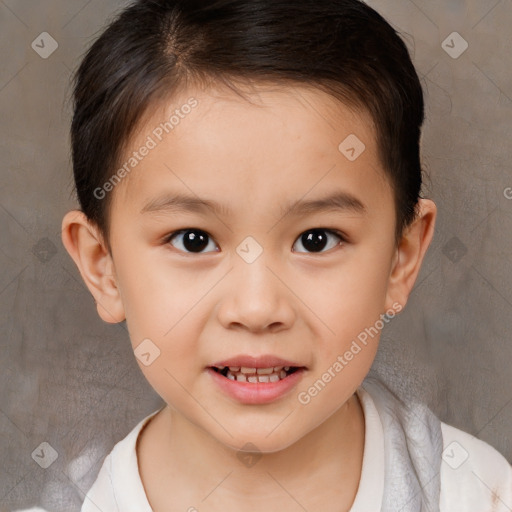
[{"x1": 139, "y1": 393, "x2": 365, "y2": 510}]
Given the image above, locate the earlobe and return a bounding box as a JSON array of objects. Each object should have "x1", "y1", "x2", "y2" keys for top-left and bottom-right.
[
  {"x1": 61, "y1": 210, "x2": 126, "y2": 323},
  {"x1": 385, "y1": 199, "x2": 437, "y2": 311}
]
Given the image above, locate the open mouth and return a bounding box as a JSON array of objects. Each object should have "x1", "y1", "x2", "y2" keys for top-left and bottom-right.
[{"x1": 210, "y1": 365, "x2": 301, "y2": 383}]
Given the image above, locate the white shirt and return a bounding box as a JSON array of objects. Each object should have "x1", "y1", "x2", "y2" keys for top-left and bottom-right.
[{"x1": 80, "y1": 387, "x2": 512, "y2": 512}]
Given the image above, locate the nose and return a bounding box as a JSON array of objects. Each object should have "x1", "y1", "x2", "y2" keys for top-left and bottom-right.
[{"x1": 216, "y1": 254, "x2": 297, "y2": 334}]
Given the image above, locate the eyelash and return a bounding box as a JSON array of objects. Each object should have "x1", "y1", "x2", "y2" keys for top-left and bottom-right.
[{"x1": 163, "y1": 228, "x2": 347, "y2": 255}]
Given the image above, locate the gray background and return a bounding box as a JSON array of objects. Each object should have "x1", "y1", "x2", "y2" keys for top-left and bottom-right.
[{"x1": 1, "y1": 0, "x2": 511, "y2": 510}]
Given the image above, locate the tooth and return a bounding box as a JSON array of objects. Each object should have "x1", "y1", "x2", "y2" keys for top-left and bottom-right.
[
  {"x1": 257, "y1": 375, "x2": 270, "y2": 383},
  {"x1": 227, "y1": 373, "x2": 235, "y2": 380},
  {"x1": 240, "y1": 367, "x2": 256, "y2": 374},
  {"x1": 269, "y1": 374, "x2": 280, "y2": 382},
  {"x1": 280, "y1": 370, "x2": 286, "y2": 379},
  {"x1": 229, "y1": 366, "x2": 240, "y2": 372},
  {"x1": 248, "y1": 376, "x2": 258, "y2": 383},
  {"x1": 284, "y1": 366, "x2": 290, "y2": 371},
  {"x1": 236, "y1": 373, "x2": 247, "y2": 382},
  {"x1": 256, "y1": 367, "x2": 274, "y2": 375},
  {"x1": 273, "y1": 366, "x2": 283, "y2": 371}
]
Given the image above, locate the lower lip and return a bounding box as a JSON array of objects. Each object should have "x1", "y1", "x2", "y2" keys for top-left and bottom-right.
[{"x1": 206, "y1": 367, "x2": 306, "y2": 405}]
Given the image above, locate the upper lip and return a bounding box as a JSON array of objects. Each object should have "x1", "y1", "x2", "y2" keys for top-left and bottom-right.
[{"x1": 209, "y1": 355, "x2": 306, "y2": 369}]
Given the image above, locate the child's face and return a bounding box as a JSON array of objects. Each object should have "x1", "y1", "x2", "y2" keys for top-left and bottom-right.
[{"x1": 81, "y1": 83, "x2": 421, "y2": 451}]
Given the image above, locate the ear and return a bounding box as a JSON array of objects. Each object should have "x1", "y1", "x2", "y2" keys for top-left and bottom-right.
[
  {"x1": 385, "y1": 198, "x2": 436, "y2": 311},
  {"x1": 61, "y1": 210, "x2": 125, "y2": 323}
]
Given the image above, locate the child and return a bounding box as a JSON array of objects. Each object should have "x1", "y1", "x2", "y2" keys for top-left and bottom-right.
[{"x1": 61, "y1": 0, "x2": 512, "y2": 510}]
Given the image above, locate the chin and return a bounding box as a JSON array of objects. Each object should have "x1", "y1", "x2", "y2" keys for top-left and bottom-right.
[{"x1": 216, "y1": 428, "x2": 303, "y2": 455}]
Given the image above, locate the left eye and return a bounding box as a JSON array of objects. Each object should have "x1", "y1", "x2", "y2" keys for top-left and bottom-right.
[{"x1": 292, "y1": 228, "x2": 344, "y2": 253}]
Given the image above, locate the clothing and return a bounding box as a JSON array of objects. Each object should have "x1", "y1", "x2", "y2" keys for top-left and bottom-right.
[{"x1": 81, "y1": 377, "x2": 512, "y2": 511}]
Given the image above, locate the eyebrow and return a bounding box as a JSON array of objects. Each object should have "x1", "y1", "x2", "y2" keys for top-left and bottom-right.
[{"x1": 140, "y1": 190, "x2": 367, "y2": 218}]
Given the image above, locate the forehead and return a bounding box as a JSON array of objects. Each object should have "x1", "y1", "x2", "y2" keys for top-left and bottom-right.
[{"x1": 112, "y1": 81, "x2": 389, "y2": 215}]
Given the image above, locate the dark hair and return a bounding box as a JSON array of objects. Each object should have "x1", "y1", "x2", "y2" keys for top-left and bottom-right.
[{"x1": 70, "y1": 0, "x2": 425, "y2": 250}]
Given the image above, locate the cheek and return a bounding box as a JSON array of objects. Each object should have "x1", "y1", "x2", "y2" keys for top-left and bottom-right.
[
  {"x1": 311, "y1": 256, "x2": 391, "y2": 345},
  {"x1": 298, "y1": 260, "x2": 392, "y2": 395},
  {"x1": 113, "y1": 246, "x2": 195, "y2": 342},
  {"x1": 113, "y1": 249, "x2": 208, "y2": 382},
  {"x1": 136, "y1": 361, "x2": 208, "y2": 432}
]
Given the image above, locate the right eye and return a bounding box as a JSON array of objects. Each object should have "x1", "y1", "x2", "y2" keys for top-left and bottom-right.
[{"x1": 164, "y1": 229, "x2": 220, "y2": 254}]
